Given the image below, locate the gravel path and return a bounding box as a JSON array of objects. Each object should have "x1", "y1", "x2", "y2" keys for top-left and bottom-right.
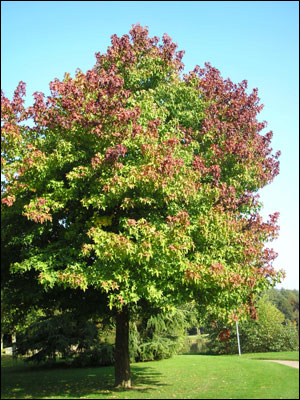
[{"x1": 261, "y1": 360, "x2": 299, "y2": 369}]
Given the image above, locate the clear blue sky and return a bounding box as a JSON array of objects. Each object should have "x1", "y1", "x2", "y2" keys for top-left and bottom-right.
[{"x1": 1, "y1": 1, "x2": 299, "y2": 289}]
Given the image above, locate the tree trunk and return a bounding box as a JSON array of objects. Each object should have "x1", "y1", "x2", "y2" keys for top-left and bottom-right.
[
  {"x1": 12, "y1": 332, "x2": 17, "y2": 359},
  {"x1": 114, "y1": 306, "x2": 131, "y2": 388}
]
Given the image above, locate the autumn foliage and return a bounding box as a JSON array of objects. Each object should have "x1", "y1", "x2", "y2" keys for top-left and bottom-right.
[{"x1": 2, "y1": 24, "x2": 283, "y2": 385}]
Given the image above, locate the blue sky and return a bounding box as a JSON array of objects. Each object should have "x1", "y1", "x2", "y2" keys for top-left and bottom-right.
[{"x1": 1, "y1": 1, "x2": 299, "y2": 289}]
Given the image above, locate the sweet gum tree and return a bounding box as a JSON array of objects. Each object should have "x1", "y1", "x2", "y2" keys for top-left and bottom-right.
[{"x1": 1, "y1": 24, "x2": 283, "y2": 388}]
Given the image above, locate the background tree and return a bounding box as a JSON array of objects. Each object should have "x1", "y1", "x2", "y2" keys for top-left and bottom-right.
[
  {"x1": 130, "y1": 303, "x2": 199, "y2": 362},
  {"x1": 265, "y1": 288, "x2": 299, "y2": 328},
  {"x1": 204, "y1": 296, "x2": 299, "y2": 354},
  {"x1": 1, "y1": 24, "x2": 283, "y2": 388}
]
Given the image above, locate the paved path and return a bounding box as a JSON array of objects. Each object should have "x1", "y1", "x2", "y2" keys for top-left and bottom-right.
[{"x1": 261, "y1": 360, "x2": 299, "y2": 369}]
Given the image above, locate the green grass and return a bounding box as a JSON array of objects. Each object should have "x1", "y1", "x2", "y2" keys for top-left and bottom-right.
[
  {"x1": 239, "y1": 351, "x2": 299, "y2": 361},
  {"x1": 1, "y1": 353, "x2": 299, "y2": 399}
]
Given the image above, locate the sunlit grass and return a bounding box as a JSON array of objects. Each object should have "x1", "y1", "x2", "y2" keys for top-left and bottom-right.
[
  {"x1": 1, "y1": 353, "x2": 299, "y2": 399},
  {"x1": 239, "y1": 351, "x2": 299, "y2": 361}
]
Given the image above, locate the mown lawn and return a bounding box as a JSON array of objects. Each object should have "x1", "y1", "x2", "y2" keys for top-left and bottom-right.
[
  {"x1": 1, "y1": 353, "x2": 299, "y2": 399},
  {"x1": 239, "y1": 351, "x2": 299, "y2": 361}
]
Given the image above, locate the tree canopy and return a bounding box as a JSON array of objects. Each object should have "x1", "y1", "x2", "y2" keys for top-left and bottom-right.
[{"x1": 1, "y1": 23, "x2": 283, "y2": 387}]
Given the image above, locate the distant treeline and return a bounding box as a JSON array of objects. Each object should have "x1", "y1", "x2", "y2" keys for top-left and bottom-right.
[{"x1": 265, "y1": 288, "x2": 299, "y2": 327}]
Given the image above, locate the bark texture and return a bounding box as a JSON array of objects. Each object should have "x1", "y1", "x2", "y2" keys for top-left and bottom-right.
[{"x1": 114, "y1": 306, "x2": 131, "y2": 388}]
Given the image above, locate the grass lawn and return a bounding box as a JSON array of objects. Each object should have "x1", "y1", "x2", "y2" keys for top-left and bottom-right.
[
  {"x1": 1, "y1": 353, "x2": 299, "y2": 399},
  {"x1": 238, "y1": 351, "x2": 299, "y2": 361}
]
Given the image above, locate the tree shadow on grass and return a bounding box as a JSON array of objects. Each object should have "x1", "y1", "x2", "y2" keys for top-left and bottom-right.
[
  {"x1": 130, "y1": 364, "x2": 168, "y2": 392},
  {"x1": 1, "y1": 361, "x2": 168, "y2": 399}
]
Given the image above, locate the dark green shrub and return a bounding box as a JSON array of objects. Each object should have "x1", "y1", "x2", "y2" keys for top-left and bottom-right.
[
  {"x1": 129, "y1": 307, "x2": 196, "y2": 362},
  {"x1": 72, "y1": 342, "x2": 115, "y2": 367},
  {"x1": 137, "y1": 336, "x2": 179, "y2": 361},
  {"x1": 17, "y1": 313, "x2": 99, "y2": 363}
]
